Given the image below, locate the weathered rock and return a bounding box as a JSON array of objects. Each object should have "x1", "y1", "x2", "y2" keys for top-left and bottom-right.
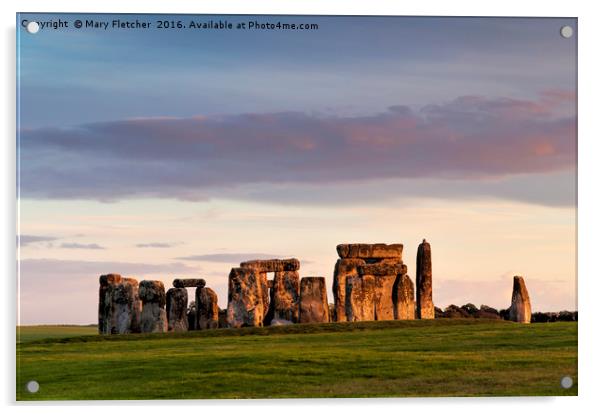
[
  {"x1": 166, "y1": 287, "x2": 188, "y2": 332},
  {"x1": 345, "y1": 275, "x2": 376, "y2": 322},
  {"x1": 268, "y1": 270, "x2": 300, "y2": 324},
  {"x1": 508, "y1": 276, "x2": 531, "y2": 323},
  {"x1": 337, "y1": 244, "x2": 403, "y2": 260},
  {"x1": 226, "y1": 267, "x2": 265, "y2": 328},
  {"x1": 98, "y1": 273, "x2": 122, "y2": 334},
  {"x1": 328, "y1": 303, "x2": 336, "y2": 322},
  {"x1": 240, "y1": 258, "x2": 300, "y2": 272},
  {"x1": 357, "y1": 263, "x2": 406, "y2": 277},
  {"x1": 112, "y1": 277, "x2": 141, "y2": 334},
  {"x1": 173, "y1": 278, "x2": 205, "y2": 288},
  {"x1": 258, "y1": 271, "x2": 270, "y2": 320},
  {"x1": 393, "y1": 273, "x2": 415, "y2": 320},
  {"x1": 196, "y1": 286, "x2": 219, "y2": 329},
  {"x1": 187, "y1": 301, "x2": 197, "y2": 331},
  {"x1": 332, "y1": 258, "x2": 365, "y2": 322},
  {"x1": 299, "y1": 277, "x2": 330, "y2": 323},
  {"x1": 416, "y1": 239, "x2": 434, "y2": 319},
  {"x1": 139, "y1": 280, "x2": 168, "y2": 333},
  {"x1": 373, "y1": 275, "x2": 397, "y2": 320}
]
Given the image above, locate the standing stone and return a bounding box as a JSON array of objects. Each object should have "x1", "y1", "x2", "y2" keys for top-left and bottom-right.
[
  {"x1": 373, "y1": 275, "x2": 397, "y2": 321},
  {"x1": 299, "y1": 277, "x2": 330, "y2": 323},
  {"x1": 139, "y1": 280, "x2": 168, "y2": 333},
  {"x1": 166, "y1": 287, "x2": 188, "y2": 332},
  {"x1": 112, "y1": 277, "x2": 141, "y2": 334},
  {"x1": 393, "y1": 273, "x2": 415, "y2": 320},
  {"x1": 332, "y1": 258, "x2": 365, "y2": 322},
  {"x1": 98, "y1": 273, "x2": 122, "y2": 334},
  {"x1": 416, "y1": 239, "x2": 434, "y2": 319},
  {"x1": 227, "y1": 267, "x2": 264, "y2": 328},
  {"x1": 345, "y1": 275, "x2": 376, "y2": 322},
  {"x1": 196, "y1": 286, "x2": 219, "y2": 329},
  {"x1": 258, "y1": 271, "x2": 270, "y2": 320},
  {"x1": 508, "y1": 276, "x2": 532, "y2": 323},
  {"x1": 269, "y1": 270, "x2": 300, "y2": 324}
]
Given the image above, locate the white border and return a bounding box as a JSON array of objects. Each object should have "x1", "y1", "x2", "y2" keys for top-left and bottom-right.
[{"x1": 3, "y1": 1, "x2": 601, "y2": 413}]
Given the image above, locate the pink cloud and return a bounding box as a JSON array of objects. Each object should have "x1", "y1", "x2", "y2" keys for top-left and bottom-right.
[{"x1": 20, "y1": 91, "x2": 576, "y2": 202}]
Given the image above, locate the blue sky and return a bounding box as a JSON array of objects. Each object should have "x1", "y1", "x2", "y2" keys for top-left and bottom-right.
[{"x1": 17, "y1": 14, "x2": 577, "y2": 324}]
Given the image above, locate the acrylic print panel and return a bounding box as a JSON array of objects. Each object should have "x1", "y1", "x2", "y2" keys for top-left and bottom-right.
[{"x1": 16, "y1": 13, "x2": 577, "y2": 400}]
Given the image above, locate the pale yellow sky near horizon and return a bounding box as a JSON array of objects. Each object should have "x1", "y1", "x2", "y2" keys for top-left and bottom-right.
[{"x1": 17, "y1": 194, "x2": 576, "y2": 325}]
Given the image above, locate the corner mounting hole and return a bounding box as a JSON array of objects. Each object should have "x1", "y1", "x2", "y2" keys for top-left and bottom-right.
[
  {"x1": 560, "y1": 376, "x2": 573, "y2": 389},
  {"x1": 26, "y1": 21, "x2": 40, "y2": 34},
  {"x1": 560, "y1": 25, "x2": 573, "y2": 39},
  {"x1": 26, "y1": 380, "x2": 39, "y2": 393}
]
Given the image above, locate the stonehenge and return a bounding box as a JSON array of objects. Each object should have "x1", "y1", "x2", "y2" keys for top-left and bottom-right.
[
  {"x1": 416, "y1": 239, "x2": 434, "y2": 319},
  {"x1": 166, "y1": 287, "x2": 188, "y2": 332},
  {"x1": 299, "y1": 277, "x2": 330, "y2": 323},
  {"x1": 139, "y1": 280, "x2": 168, "y2": 333},
  {"x1": 335, "y1": 243, "x2": 414, "y2": 323},
  {"x1": 269, "y1": 270, "x2": 300, "y2": 324},
  {"x1": 98, "y1": 274, "x2": 141, "y2": 334},
  {"x1": 393, "y1": 273, "x2": 415, "y2": 320},
  {"x1": 226, "y1": 267, "x2": 265, "y2": 328},
  {"x1": 508, "y1": 275, "x2": 532, "y2": 323},
  {"x1": 196, "y1": 285, "x2": 219, "y2": 329},
  {"x1": 97, "y1": 240, "x2": 549, "y2": 335}
]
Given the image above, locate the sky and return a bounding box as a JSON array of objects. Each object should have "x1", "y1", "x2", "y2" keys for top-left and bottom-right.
[{"x1": 16, "y1": 14, "x2": 577, "y2": 324}]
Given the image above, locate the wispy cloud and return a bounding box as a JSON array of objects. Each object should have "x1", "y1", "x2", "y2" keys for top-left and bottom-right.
[
  {"x1": 18, "y1": 235, "x2": 58, "y2": 246},
  {"x1": 19, "y1": 92, "x2": 575, "y2": 205},
  {"x1": 59, "y1": 242, "x2": 105, "y2": 250},
  {"x1": 136, "y1": 242, "x2": 180, "y2": 248}
]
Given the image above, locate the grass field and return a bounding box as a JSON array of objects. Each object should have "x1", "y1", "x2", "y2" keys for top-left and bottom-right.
[
  {"x1": 17, "y1": 325, "x2": 98, "y2": 344},
  {"x1": 16, "y1": 319, "x2": 577, "y2": 400}
]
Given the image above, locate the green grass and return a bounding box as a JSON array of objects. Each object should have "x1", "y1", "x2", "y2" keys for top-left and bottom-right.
[
  {"x1": 17, "y1": 325, "x2": 98, "y2": 344},
  {"x1": 16, "y1": 319, "x2": 577, "y2": 400}
]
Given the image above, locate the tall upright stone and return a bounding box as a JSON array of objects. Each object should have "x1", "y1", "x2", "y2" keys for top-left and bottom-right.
[
  {"x1": 196, "y1": 286, "x2": 219, "y2": 329},
  {"x1": 166, "y1": 287, "x2": 188, "y2": 332},
  {"x1": 139, "y1": 280, "x2": 168, "y2": 333},
  {"x1": 508, "y1": 275, "x2": 532, "y2": 323},
  {"x1": 332, "y1": 258, "x2": 365, "y2": 322},
  {"x1": 269, "y1": 270, "x2": 300, "y2": 324},
  {"x1": 299, "y1": 277, "x2": 330, "y2": 323},
  {"x1": 416, "y1": 239, "x2": 434, "y2": 319},
  {"x1": 227, "y1": 267, "x2": 265, "y2": 328},
  {"x1": 112, "y1": 277, "x2": 141, "y2": 334},
  {"x1": 393, "y1": 273, "x2": 415, "y2": 320},
  {"x1": 345, "y1": 275, "x2": 376, "y2": 322},
  {"x1": 98, "y1": 273, "x2": 122, "y2": 334}
]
